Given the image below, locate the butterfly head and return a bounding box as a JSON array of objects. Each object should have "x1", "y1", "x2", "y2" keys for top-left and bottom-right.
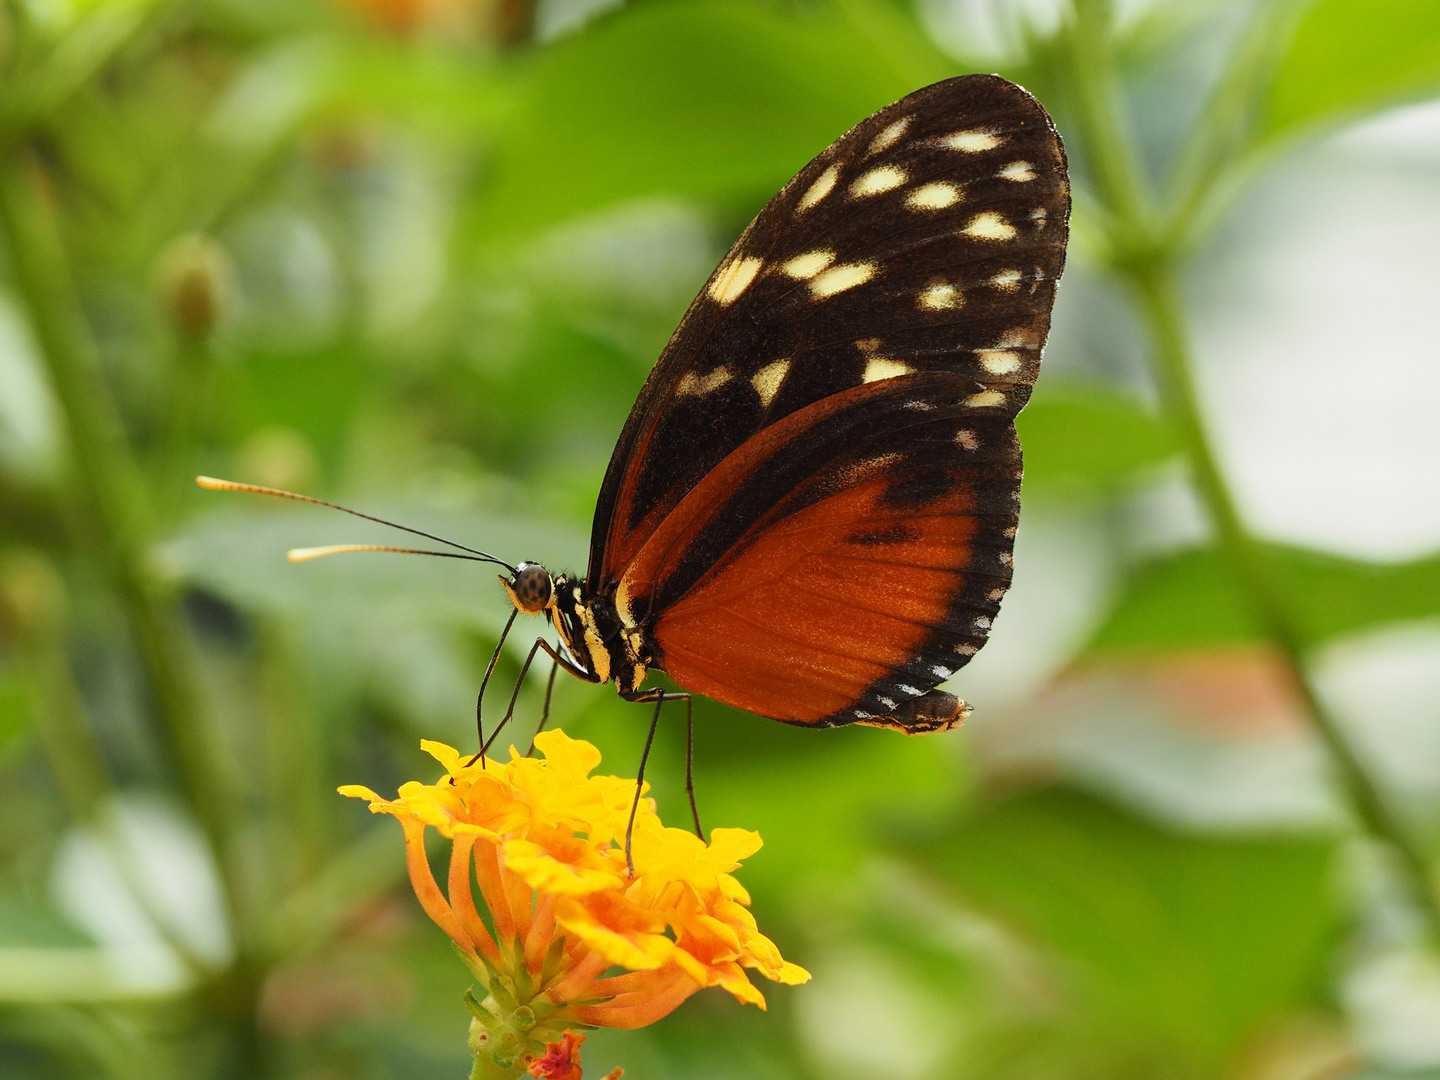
[{"x1": 501, "y1": 561, "x2": 554, "y2": 615}]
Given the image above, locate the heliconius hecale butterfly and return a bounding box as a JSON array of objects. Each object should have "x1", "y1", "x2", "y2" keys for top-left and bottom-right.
[{"x1": 203, "y1": 73, "x2": 1069, "y2": 861}]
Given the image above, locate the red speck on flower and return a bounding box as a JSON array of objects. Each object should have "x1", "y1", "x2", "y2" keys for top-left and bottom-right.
[{"x1": 528, "y1": 1031, "x2": 586, "y2": 1080}]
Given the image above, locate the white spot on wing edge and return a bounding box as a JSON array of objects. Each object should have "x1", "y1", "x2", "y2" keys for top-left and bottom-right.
[
  {"x1": 963, "y1": 212, "x2": 1017, "y2": 241},
  {"x1": 863, "y1": 357, "x2": 913, "y2": 383},
  {"x1": 751, "y1": 359, "x2": 790, "y2": 408},
  {"x1": 999, "y1": 160, "x2": 1036, "y2": 181},
  {"x1": 676, "y1": 368, "x2": 733, "y2": 396},
  {"x1": 964, "y1": 389, "x2": 1006, "y2": 408},
  {"x1": 850, "y1": 166, "x2": 907, "y2": 198},
  {"x1": 866, "y1": 116, "x2": 911, "y2": 156},
  {"x1": 781, "y1": 250, "x2": 835, "y2": 280},
  {"x1": 810, "y1": 262, "x2": 876, "y2": 299},
  {"x1": 931, "y1": 665, "x2": 952, "y2": 679},
  {"x1": 708, "y1": 256, "x2": 763, "y2": 305},
  {"x1": 919, "y1": 283, "x2": 960, "y2": 310},
  {"x1": 797, "y1": 164, "x2": 839, "y2": 212},
  {"x1": 991, "y1": 268, "x2": 1022, "y2": 290},
  {"x1": 974, "y1": 616, "x2": 992, "y2": 630},
  {"x1": 878, "y1": 696, "x2": 897, "y2": 709},
  {"x1": 940, "y1": 129, "x2": 1003, "y2": 152},
  {"x1": 954, "y1": 429, "x2": 979, "y2": 450},
  {"x1": 905, "y1": 182, "x2": 961, "y2": 211},
  {"x1": 978, "y1": 350, "x2": 1023, "y2": 375},
  {"x1": 896, "y1": 684, "x2": 923, "y2": 696}
]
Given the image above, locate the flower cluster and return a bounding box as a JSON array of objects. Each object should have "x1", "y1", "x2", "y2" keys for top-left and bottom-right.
[{"x1": 341, "y1": 730, "x2": 807, "y2": 1078}]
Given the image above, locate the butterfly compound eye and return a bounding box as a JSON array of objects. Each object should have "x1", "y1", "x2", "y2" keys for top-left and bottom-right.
[{"x1": 504, "y1": 562, "x2": 553, "y2": 614}]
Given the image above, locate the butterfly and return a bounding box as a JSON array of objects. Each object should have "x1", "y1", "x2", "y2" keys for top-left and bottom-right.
[{"x1": 202, "y1": 72, "x2": 1069, "y2": 860}]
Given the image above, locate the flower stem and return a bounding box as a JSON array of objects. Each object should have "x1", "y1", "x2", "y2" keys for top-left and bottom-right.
[
  {"x1": 0, "y1": 151, "x2": 244, "y2": 931},
  {"x1": 1063, "y1": 0, "x2": 1440, "y2": 942}
]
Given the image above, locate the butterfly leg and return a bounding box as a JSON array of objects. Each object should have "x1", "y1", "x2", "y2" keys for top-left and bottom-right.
[
  {"x1": 682, "y1": 693, "x2": 702, "y2": 840},
  {"x1": 480, "y1": 635, "x2": 549, "y2": 758},
  {"x1": 470, "y1": 608, "x2": 519, "y2": 766},
  {"x1": 526, "y1": 659, "x2": 560, "y2": 758},
  {"x1": 623, "y1": 689, "x2": 666, "y2": 876}
]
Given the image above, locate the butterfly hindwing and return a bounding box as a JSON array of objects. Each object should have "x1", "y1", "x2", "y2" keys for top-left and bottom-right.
[
  {"x1": 587, "y1": 74, "x2": 1068, "y2": 587},
  {"x1": 586, "y1": 73, "x2": 1069, "y2": 725},
  {"x1": 610, "y1": 372, "x2": 1021, "y2": 725}
]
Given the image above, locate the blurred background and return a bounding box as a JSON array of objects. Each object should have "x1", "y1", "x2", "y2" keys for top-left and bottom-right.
[{"x1": 0, "y1": 0, "x2": 1438, "y2": 1077}]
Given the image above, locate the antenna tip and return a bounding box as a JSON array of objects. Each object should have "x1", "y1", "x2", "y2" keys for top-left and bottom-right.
[{"x1": 196, "y1": 475, "x2": 233, "y2": 490}]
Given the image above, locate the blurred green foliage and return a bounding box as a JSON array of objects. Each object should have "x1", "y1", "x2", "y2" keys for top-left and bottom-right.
[{"x1": 0, "y1": 1, "x2": 1438, "y2": 1079}]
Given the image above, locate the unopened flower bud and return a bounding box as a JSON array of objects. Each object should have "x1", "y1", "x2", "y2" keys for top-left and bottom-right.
[{"x1": 156, "y1": 233, "x2": 235, "y2": 340}]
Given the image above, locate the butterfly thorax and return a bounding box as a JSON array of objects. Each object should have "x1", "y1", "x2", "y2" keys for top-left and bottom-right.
[{"x1": 503, "y1": 563, "x2": 650, "y2": 696}]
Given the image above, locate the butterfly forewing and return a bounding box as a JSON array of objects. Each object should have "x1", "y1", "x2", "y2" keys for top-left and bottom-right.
[{"x1": 587, "y1": 74, "x2": 1069, "y2": 726}]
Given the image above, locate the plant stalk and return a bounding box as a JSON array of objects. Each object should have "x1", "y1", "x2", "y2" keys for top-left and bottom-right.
[
  {"x1": 0, "y1": 151, "x2": 245, "y2": 933},
  {"x1": 1064, "y1": 0, "x2": 1440, "y2": 941}
]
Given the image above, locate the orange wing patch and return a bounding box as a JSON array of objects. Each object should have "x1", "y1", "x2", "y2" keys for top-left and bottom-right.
[{"x1": 653, "y1": 481, "x2": 977, "y2": 723}]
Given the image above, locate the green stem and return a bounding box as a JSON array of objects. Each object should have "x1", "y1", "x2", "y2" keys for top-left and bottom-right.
[
  {"x1": 0, "y1": 151, "x2": 245, "y2": 934},
  {"x1": 1129, "y1": 265, "x2": 1440, "y2": 939},
  {"x1": 1061, "y1": 0, "x2": 1439, "y2": 941}
]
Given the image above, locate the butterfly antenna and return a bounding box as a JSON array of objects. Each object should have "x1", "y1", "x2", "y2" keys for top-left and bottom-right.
[{"x1": 196, "y1": 476, "x2": 518, "y2": 573}]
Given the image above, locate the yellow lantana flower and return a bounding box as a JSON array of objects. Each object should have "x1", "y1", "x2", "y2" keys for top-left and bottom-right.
[{"x1": 341, "y1": 729, "x2": 808, "y2": 1078}]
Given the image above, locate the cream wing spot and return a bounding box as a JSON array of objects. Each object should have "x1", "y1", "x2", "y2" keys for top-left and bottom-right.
[
  {"x1": 867, "y1": 116, "x2": 911, "y2": 156},
  {"x1": 905, "y1": 182, "x2": 961, "y2": 210},
  {"x1": 781, "y1": 250, "x2": 835, "y2": 280},
  {"x1": 708, "y1": 256, "x2": 763, "y2": 305},
  {"x1": 676, "y1": 367, "x2": 732, "y2": 396},
  {"x1": 919, "y1": 283, "x2": 960, "y2": 310},
  {"x1": 850, "y1": 166, "x2": 907, "y2": 198},
  {"x1": 750, "y1": 359, "x2": 790, "y2": 408},
  {"x1": 954, "y1": 430, "x2": 979, "y2": 450},
  {"x1": 990, "y1": 269, "x2": 1022, "y2": 290},
  {"x1": 863, "y1": 357, "x2": 914, "y2": 383},
  {"x1": 810, "y1": 262, "x2": 876, "y2": 299},
  {"x1": 963, "y1": 212, "x2": 1017, "y2": 241},
  {"x1": 964, "y1": 389, "x2": 1006, "y2": 408},
  {"x1": 999, "y1": 160, "x2": 1036, "y2": 182},
  {"x1": 940, "y1": 129, "x2": 1003, "y2": 152},
  {"x1": 797, "y1": 165, "x2": 839, "y2": 212},
  {"x1": 977, "y1": 350, "x2": 1023, "y2": 375},
  {"x1": 987, "y1": 588, "x2": 1007, "y2": 602}
]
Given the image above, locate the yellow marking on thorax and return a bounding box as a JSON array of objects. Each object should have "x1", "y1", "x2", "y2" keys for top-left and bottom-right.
[
  {"x1": 709, "y1": 256, "x2": 763, "y2": 305},
  {"x1": 614, "y1": 576, "x2": 637, "y2": 628},
  {"x1": 905, "y1": 182, "x2": 961, "y2": 210},
  {"x1": 850, "y1": 166, "x2": 907, "y2": 198},
  {"x1": 751, "y1": 359, "x2": 790, "y2": 408},
  {"x1": 809, "y1": 262, "x2": 875, "y2": 298},
  {"x1": 781, "y1": 250, "x2": 835, "y2": 279},
  {"x1": 676, "y1": 367, "x2": 732, "y2": 396},
  {"x1": 797, "y1": 165, "x2": 839, "y2": 212},
  {"x1": 940, "y1": 130, "x2": 1003, "y2": 152},
  {"x1": 578, "y1": 602, "x2": 611, "y2": 685},
  {"x1": 963, "y1": 212, "x2": 1017, "y2": 241}
]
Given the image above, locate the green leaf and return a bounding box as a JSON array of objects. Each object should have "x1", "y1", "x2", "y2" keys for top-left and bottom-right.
[
  {"x1": 1087, "y1": 544, "x2": 1440, "y2": 654},
  {"x1": 1017, "y1": 383, "x2": 1178, "y2": 494},
  {"x1": 1259, "y1": 0, "x2": 1440, "y2": 145},
  {"x1": 471, "y1": 1, "x2": 916, "y2": 242},
  {"x1": 907, "y1": 787, "x2": 1341, "y2": 1070}
]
